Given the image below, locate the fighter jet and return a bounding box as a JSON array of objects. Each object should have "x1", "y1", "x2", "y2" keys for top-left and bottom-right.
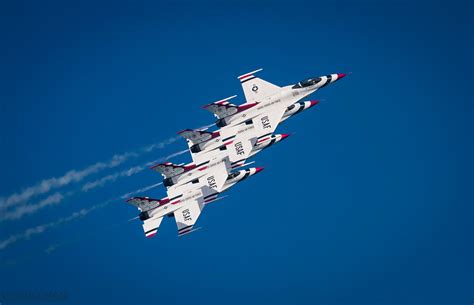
[
  {"x1": 204, "y1": 69, "x2": 344, "y2": 130},
  {"x1": 185, "y1": 100, "x2": 319, "y2": 164},
  {"x1": 127, "y1": 167, "x2": 264, "y2": 237},
  {"x1": 181, "y1": 69, "x2": 344, "y2": 165},
  {"x1": 125, "y1": 69, "x2": 347, "y2": 238},
  {"x1": 177, "y1": 128, "x2": 292, "y2": 166}
]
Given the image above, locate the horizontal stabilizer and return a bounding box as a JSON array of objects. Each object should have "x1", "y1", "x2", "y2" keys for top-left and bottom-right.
[
  {"x1": 178, "y1": 129, "x2": 219, "y2": 145},
  {"x1": 126, "y1": 196, "x2": 165, "y2": 212},
  {"x1": 150, "y1": 162, "x2": 196, "y2": 178},
  {"x1": 203, "y1": 96, "x2": 259, "y2": 120},
  {"x1": 203, "y1": 95, "x2": 239, "y2": 119},
  {"x1": 143, "y1": 216, "x2": 163, "y2": 238}
]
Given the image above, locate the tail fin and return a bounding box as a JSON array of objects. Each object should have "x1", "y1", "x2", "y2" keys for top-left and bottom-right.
[
  {"x1": 202, "y1": 95, "x2": 238, "y2": 119},
  {"x1": 150, "y1": 162, "x2": 196, "y2": 179},
  {"x1": 238, "y1": 69, "x2": 280, "y2": 103},
  {"x1": 177, "y1": 129, "x2": 220, "y2": 145}
]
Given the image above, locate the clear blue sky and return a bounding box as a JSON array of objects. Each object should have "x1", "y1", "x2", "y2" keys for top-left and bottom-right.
[{"x1": 0, "y1": 1, "x2": 472, "y2": 304}]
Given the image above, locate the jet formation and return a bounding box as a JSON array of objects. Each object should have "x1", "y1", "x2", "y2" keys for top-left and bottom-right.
[{"x1": 126, "y1": 69, "x2": 346, "y2": 237}]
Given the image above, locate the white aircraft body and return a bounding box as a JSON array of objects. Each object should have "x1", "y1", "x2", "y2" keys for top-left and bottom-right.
[
  {"x1": 126, "y1": 69, "x2": 346, "y2": 237},
  {"x1": 127, "y1": 167, "x2": 263, "y2": 237},
  {"x1": 184, "y1": 69, "x2": 345, "y2": 164}
]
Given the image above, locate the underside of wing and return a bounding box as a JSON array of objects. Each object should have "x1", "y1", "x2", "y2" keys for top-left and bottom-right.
[
  {"x1": 227, "y1": 136, "x2": 256, "y2": 164},
  {"x1": 253, "y1": 106, "x2": 287, "y2": 135},
  {"x1": 174, "y1": 197, "x2": 205, "y2": 236}
]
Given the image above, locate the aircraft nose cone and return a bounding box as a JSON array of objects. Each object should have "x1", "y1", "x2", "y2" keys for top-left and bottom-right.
[
  {"x1": 309, "y1": 100, "x2": 320, "y2": 107},
  {"x1": 255, "y1": 167, "x2": 264, "y2": 174},
  {"x1": 280, "y1": 134, "x2": 291, "y2": 140},
  {"x1": 337, "y1": 73, "x2": 346, "y2": 80}
]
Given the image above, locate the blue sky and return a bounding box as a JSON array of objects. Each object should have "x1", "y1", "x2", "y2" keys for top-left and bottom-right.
[{"x1": 0, "y1": 1, "x2": 472, "y2": 304}]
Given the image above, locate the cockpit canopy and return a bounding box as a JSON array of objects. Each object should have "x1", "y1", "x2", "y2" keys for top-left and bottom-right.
[
  {"x1": 227, "y1": 172, "x2": 240, "y2": 180},
  {"x1": 292, "y1": 77, "x2": 322, "y2": 89}
]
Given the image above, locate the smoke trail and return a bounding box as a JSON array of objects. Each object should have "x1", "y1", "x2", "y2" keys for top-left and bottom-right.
[
  {"x1": 81, "y1": 166, "x2": 144, "y2": 192},
  {"x1": 156, "y1": 149, "x2": 189, "y2": 162},
  {"x1": 143, "y1": 136, "x2": 180, "y2": 152},
  {"x1": 0, "y1": 200, "x2": 113, "y2": 250},
  {"x1": 119, "y1": 182, "x2": 163, "y2": 199},
  {"x1": 0, "y1": 137, "x2": 180, "y2": 210},
  {"x1": 0, "y1": 149, "x2": 188, "y2": 223},
  {"x1": 81, "y1": 149, "x2": 188, "y2": 192},
  {"x1": 0, "y1": 193, "x2": 65, "y2": 222},
  {"x1": 0, "y1": 180, "x2": 178, "y2": 251},
  {"x1": 0, "y1": 153, "x2": 134, "y2": 211}
]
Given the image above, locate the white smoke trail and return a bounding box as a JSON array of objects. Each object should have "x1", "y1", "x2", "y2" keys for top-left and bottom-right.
[
  {"x1": 143, "y1": 136, "x2": 180, "y2": 152},
  {"x1": 120, "y1": 182, "x2": 163, "y2": 199},
  {"x1": 0, "y1": 153, "x2": 134, "y2": 211},
  {"x1": 42, "y1": 182, "x2": 166, "y2": 255},
  {"x1": 0, "y1": 137, "x2": 180, "y2": 210},
  {"x1": 0, "y1": 193, "x2": 65, "y2": 222},
  {"x1": 81, "y1": 149, "x2": 188, "y2": 192},
  {"x1": 81, "y1": 166, "x2": 144, "y2": 192},
  {"x1": 143, "y1": 149, "x2": 189, "y2": 168},
  {"x1": 0, "y1": 149, "x2": 189, "y2": 223},
  {"x1": 44, "y1": 244, "x2": 59, "y2": 254},
  {"x1": 0, "y1": 200, "x2": 111, "y2": 250},
  {"x1": 0, "y1": 180, "x2": 174, "y2": 251}
]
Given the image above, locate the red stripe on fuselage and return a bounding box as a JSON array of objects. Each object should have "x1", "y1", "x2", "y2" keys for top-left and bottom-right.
[{"x1": 237, "y1": 102, "x2": 258, "y2": 111}]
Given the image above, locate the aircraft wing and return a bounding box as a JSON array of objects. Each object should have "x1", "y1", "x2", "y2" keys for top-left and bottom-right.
[
  {"x1": 202, "y1": 156, "x2": 230, "y2": 193},
  {"x1": 173, "y1": 191, "x2": 206, "y2": 236},
  {"x1": 227, "y1": 135, "x2": 257, "y2": 164},
  {"x1": 238, "y1": 69, "x2": 280, "y2": 103},
  {"x1": 253, "y1": 105, "x2": 288, "y2": 135}
]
